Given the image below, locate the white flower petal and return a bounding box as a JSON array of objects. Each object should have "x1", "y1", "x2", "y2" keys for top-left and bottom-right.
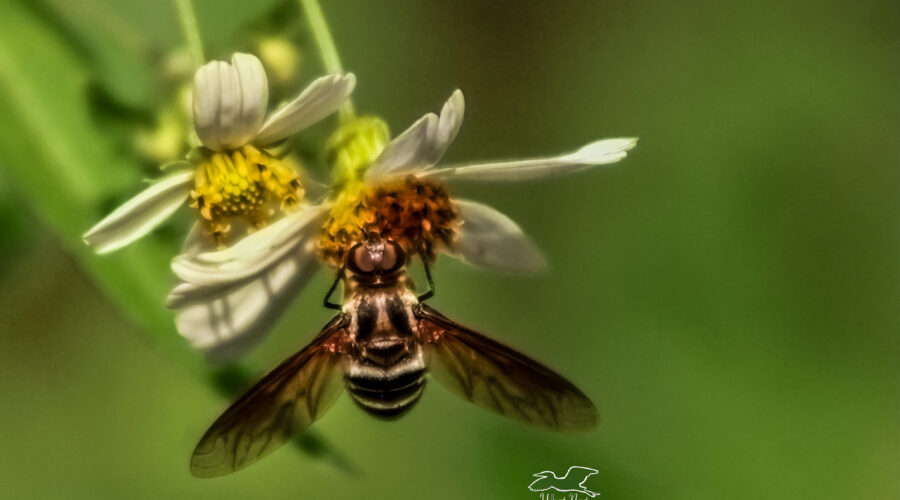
[
  {"x1": 192, "y1": 53, "x2": 268, "y2": 151},
  {"x1": 171, "y1": 204, "x2": 328, "y2": 285},
  {"x1": 170, "y1": 251, "x2": 319, "y2": 362},
  {"x1": 83, "y1": 171, "x2": 193, "y2": 254},
  {"x1": 426, "y1": 137, "x2": 638, "y2": 182},
  {"x1": 254, "y1": 73, "x2": 356, "y2": 146},
  {"x1": 450, "y1": 199, "x2": 547, "y2": 273},
  {"x1": 366, "y1": 89, "x2": 465, "y2": 179}
]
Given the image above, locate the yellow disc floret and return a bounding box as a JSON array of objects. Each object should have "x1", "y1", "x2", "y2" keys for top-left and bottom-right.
[{"x1": 190, "y1": 144, "x2": 304, "y2": 243}]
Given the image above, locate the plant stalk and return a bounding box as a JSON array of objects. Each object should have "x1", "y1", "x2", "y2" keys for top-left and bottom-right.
[{"x1": 299, "y1": 0, "x2": 356, "y2": 121}]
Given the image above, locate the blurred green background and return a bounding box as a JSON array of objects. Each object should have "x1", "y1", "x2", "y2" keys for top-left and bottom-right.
[{"x1": 0, "y1": 0, "x2": 896, "y2": 498}]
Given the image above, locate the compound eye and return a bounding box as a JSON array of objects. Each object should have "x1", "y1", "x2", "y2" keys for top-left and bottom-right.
[
  {"x1": 382, "y1": 241, "x2": 405, "y2": 272},
  {"x1": 348, "y1": 244, "x2": 375, "y2": 274}
]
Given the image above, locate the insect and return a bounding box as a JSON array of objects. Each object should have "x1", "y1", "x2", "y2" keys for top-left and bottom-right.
[{"x1": 189, "y1": 233, "x2": 599, "y2": 477}]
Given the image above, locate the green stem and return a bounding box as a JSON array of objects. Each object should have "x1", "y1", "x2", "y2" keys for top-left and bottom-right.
[
  {"x1": 174, "y1": 0, "x2": 205, "y2": 68},
  {"x1": 299, "y1": 0, "x2": 355, "y2": 121}
]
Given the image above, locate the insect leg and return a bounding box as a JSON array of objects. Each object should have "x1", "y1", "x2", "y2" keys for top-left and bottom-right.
[
  {"x1": 323, "y1": 267, "x2": 344, "y2": 310},
  {"x1": 417, "y1": 251, "x2": 435, "y2": 302}
]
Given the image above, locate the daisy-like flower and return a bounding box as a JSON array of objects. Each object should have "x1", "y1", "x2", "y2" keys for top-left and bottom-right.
[
  {"x1": 168, "y1": 90, "x2": 636, "y2": 360},
  {"x1": 82, "y1": 53, "x2": 355, "y2": 253}
]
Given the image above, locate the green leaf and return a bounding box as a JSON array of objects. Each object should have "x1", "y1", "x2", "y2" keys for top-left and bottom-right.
[{"x1": 0, "y1": 0, "x2": 206, "y2": 377}]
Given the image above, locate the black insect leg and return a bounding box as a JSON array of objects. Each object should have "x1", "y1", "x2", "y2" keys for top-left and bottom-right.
[
  {"x1": 417, "y1": 251, "x2": 435, "y2": 302},
  {"x1": 323, "y1": 267, "x2": 344, "y2": 310}
]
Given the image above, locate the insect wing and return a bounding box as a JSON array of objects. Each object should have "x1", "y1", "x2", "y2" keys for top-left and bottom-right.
[
  {"x1": 416, "y1": 305, "x2": 598, "y2": 431},
  {"x1": 190, "y1": 317, "x2": 349, "y2": 477}
]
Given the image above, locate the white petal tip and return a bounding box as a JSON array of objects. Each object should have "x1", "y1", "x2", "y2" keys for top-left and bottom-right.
[
  {"x1": 253, "y1": 73, "x2": 356, "y2": 145},
  {"x1": 344, "y1": 72, "x2": 357, "y2": 90},
  {"x1": 530, "y1": 254, "x2": 550, "y2": 273},
  {"x1": 507, "y1": 248, "x2": 549, "y2": 274},
  {"x1": 321, "y1": 72, "x2": 356, "y2": 95},
  {"x1": 330, "y1": 73, "x2": 357, "y2": 99},
  {"x1": 231, "y1": 52, "x2": 262, "y2": 65},
  {"x1": 452, "y1": 199, "x2": 550, "y2": 273},
  {"x1": 82, "y1": 232, "x2": 116, "y2": 255},
  {"x1": 169, "y1": 257, "x2": 194, "y2": 281},
  {"x1": 164, "y1": 282, "x2": 196, "y2": 308},
  {"x1": 80, "y1": 173, "x2": 192, "y2": 255},
  {"x1": 86, "y1": 244, "x2": 116, "y2": 255},
  {"x1": 570, "y1": 137, "x2": 638, "y2": 164},
  {"x1": 193, "y1": 53, "x2": 268, "y2": 151},
  {"x1": 449, "y1": 89, "x2": 464, "y2": 106}
]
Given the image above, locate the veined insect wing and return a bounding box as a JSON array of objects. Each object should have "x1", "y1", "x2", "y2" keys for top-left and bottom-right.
[
  {"x1": 190, "y1": 316, "x2": 349, "y2": 478},
  {"x1": 415, "y1": 304, "x2": 599, "y2": 431}
]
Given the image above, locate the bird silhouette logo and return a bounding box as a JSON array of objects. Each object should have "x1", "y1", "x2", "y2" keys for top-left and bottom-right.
[{"x1": 528, "y1": 466, "x2": 600, "y2": 498}]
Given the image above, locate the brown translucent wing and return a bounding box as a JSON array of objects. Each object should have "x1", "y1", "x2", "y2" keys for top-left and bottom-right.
[
  {"x1": 416, "y1": 305, "x2": 599, "y2": 431},
  {"x1": 190, "y1": 316, "x2": 349, "y2": 477}
]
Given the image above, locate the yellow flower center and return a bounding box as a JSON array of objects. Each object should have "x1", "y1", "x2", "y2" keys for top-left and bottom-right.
[{"x1": 190, "y1": 144, "x2": 304, "y2": 242}]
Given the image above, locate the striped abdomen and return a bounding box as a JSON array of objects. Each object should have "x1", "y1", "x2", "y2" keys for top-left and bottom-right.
[
  {"x1": 347, "y1": 344, "x2": 426, "y2": 419},
  {"x1": 345, "y1": 289, "x2": 426, "y2": 419}
]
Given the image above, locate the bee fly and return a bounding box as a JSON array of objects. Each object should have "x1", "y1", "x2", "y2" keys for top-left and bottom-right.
[{"x1": 190, "y1": 233, "x2": 599, "y2": 477}]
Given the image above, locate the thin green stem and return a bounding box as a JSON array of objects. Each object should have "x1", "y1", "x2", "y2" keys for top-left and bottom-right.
[
  {"x1": 174, "y1": 0, "x2": 205, "y2": 68},
  {"x1": 299, "y1": 0, "x2": 355, "y2": 121}
]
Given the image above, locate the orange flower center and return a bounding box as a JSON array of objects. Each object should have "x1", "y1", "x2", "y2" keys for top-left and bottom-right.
[{"x1": 319, "y1": 176, "x2": 459, "y2": 267}]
